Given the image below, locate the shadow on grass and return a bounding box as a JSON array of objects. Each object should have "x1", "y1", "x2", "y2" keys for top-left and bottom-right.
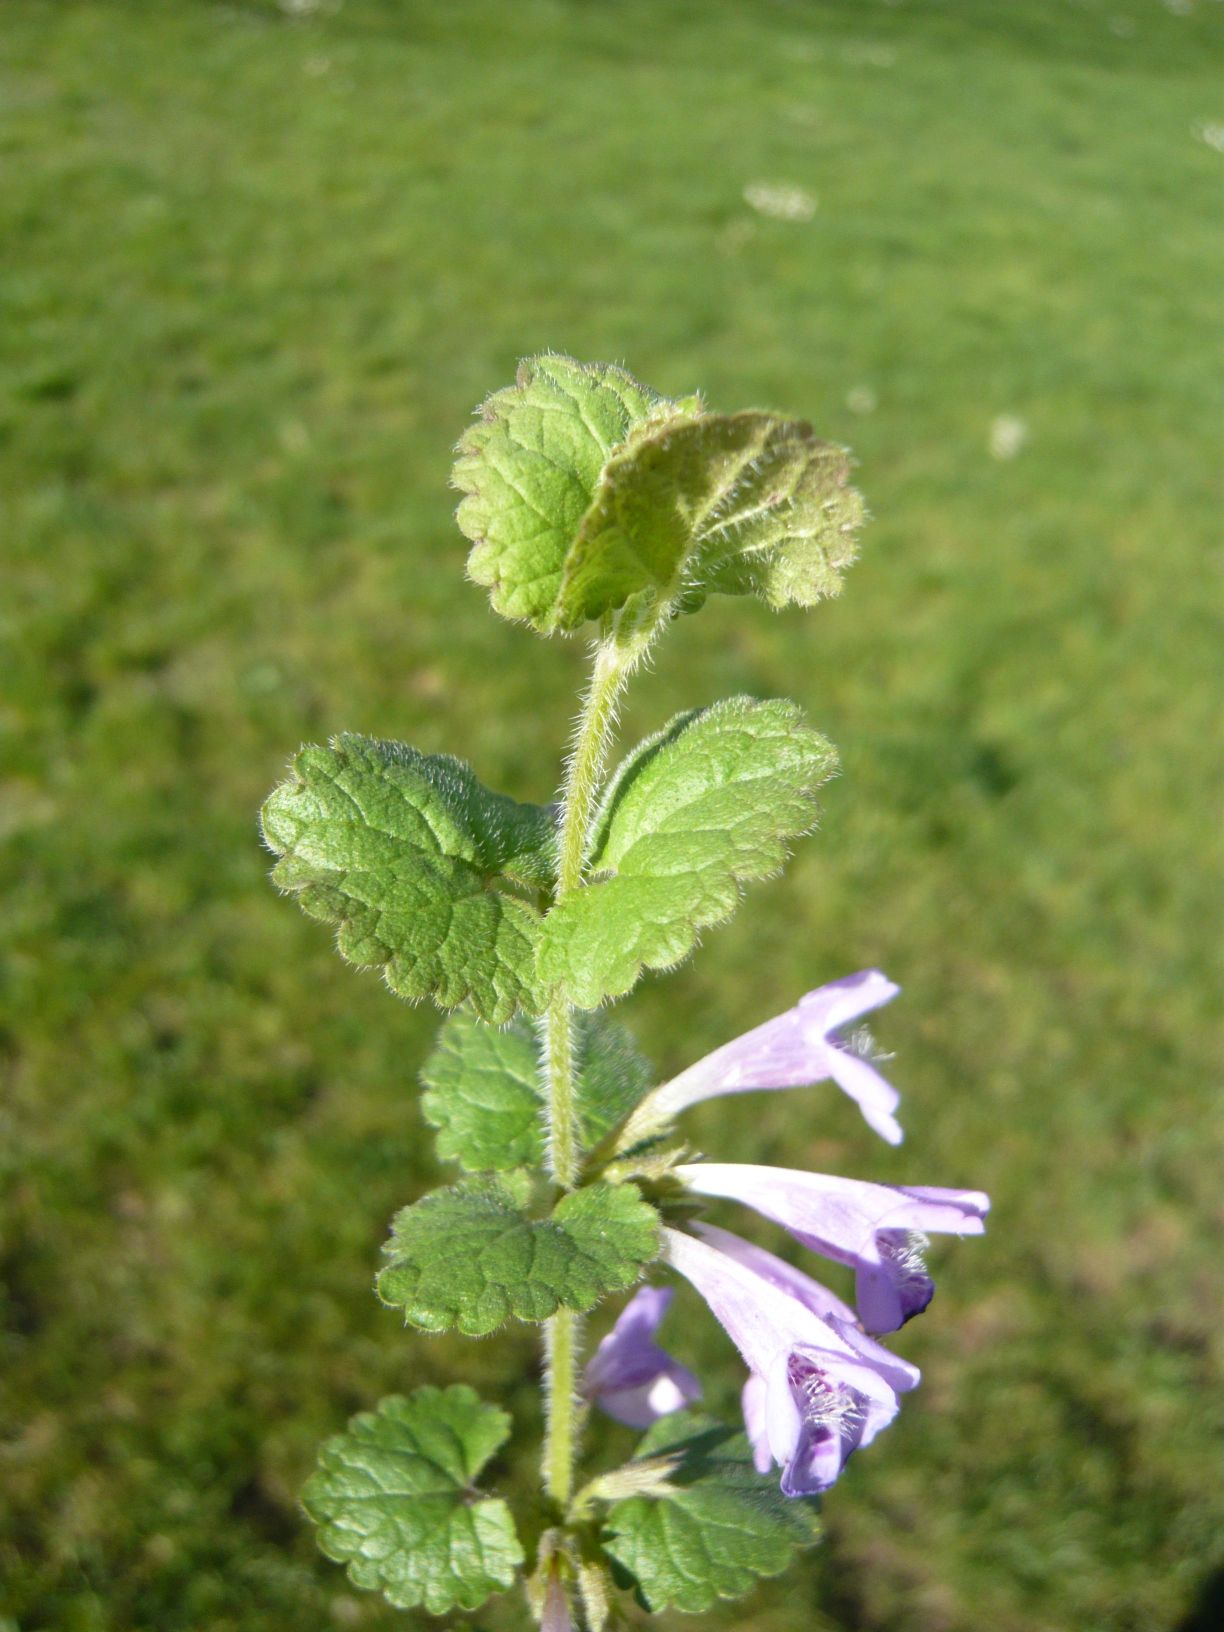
[{"x1": 1177, "y1": 1567, "x2": 1224, "y2": 1632}]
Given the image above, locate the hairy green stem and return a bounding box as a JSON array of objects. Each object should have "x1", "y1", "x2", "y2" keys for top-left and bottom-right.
[
  {"x1": 542, "y1": 1003, "x2": 580, "y2": 1192},
  {"x1": 555, "y1": 638, "x2": 635, "y2": 899},
  {"x1": 542, "y1": 1308, "x2": 583, "y2": 1513},
  {"x1": 545, "y1": 639, "x2": 634, "y2": 1188},
  {"x1": 540, "y1": 628, "x2": 647, "y2": 1517}
]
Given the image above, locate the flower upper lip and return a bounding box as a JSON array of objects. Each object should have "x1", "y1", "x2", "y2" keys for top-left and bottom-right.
[{"x1": 677, "y1": 1165, "x2": 990, "y2": 1258}]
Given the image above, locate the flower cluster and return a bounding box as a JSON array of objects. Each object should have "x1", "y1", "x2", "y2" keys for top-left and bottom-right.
[{"x1": 587, "y1": 971, "x2": 989, "y2": 1496}]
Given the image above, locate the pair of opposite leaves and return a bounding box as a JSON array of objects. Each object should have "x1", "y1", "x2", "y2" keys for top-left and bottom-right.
[
  {"x1": 306, "y1": 1391, "x2": 820, "y2": 1618},
  {"x1": 451, "y1": 352, "x2": 864, "y2": 635},
  {"x1": 261, "y1": 356, "x2": 861, "y2": 1024}
]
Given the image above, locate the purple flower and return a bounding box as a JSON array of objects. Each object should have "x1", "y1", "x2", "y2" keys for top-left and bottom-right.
[
  {"x1": 584, "y1": 1285, "x2": 702, "y2": 1429},
  {"x1": 624, "y1": 970, "x2": 905, "y2": 1146},
  {"x1": 663, "y1": 1226, "x2": 917, "y2": 1495},
  {"x1": 693, "y1": 1223, "x2": 921, "y2": 1390},
  {"x1": 677, "y1": 1164, "x2": 990, "y2": 1333}
]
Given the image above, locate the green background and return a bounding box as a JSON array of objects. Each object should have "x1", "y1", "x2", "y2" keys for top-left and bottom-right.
[{"x1": 2, "y1": 1, "x2": 1220, "y2": 1628}]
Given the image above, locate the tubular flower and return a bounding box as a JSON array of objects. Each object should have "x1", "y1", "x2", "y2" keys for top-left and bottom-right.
[
  {"x1": 584, "y1": 1285, "x2": 702, "y2": 1429},
  {"x1": 663, "y1": 1227, "x2": 917, "y2": 1495},
  {"x1": 622, "y1": 970, "x2": 905, "y2": 1147},
  {"x1": 692, "y1": 1223, "x2": 921, "y2": 1391},
  {"x1": 677, "y1": 1164, "x2": 990, "y2": 1333}
]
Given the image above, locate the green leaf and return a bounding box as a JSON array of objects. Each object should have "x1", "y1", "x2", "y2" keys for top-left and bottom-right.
[
  {"x1": 573, "y1": 1010, "x2": 655, "y2": 1145},
  {"x1": 420, "y1": 1013, "x2": 543, "y2": 1172},
  {"x1": 538, "y1": 698, "x2": 838, "y2": 1007},
  {"x1": 601, "y1": 1413, "x2": 821, "y2": 1614},
  {"x1": 421, "y1": 1012, "x2": 654, "y2": 1172},
  {"x1": 453, "y1": 353, "x2": 696, "y2": 632},
  {"x1": 261, "y1": 734, "x2": 554, "y2": 1024},
  {"x1": 377, "y1": 1177, "x2": 659, "y2": 1335},
  {"x1": 554, "y1": 410, "x2": 864, "y2": 631},
  {"x1": 302, "y1": 1386, "x2": 524, "y2": 1615}
]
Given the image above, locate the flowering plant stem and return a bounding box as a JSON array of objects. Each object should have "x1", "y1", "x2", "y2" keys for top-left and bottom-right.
[
  {"x1": 268, "y1": 356, "x2": 985, "y2": 1629},
  {"x1": 541, "y1": 631, "x2": 645, "y2": 1514}
]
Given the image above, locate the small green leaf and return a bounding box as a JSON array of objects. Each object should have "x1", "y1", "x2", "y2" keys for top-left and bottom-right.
[
  {"x1": 421, "y1": 1013, "x2": 543, "y2": 1172},
  {"x1": 303, "y1": 1386, "x2": 524, "y2": 1615},
  {"x1": 378, "y1": 1177, "x2": 659, "y2": 1335},
  {"x1": 261, "y1": 734, "x2": 555, "y2": 1023},
  {"x1": 453, "y1": 354, "x2": 695, "y2": 632},
  {"x1": 538, "y1": 698, "x2": 837, "y2": 1007},
  {"x1": 572, "y1": 1011, "x2": 655, "y2": 1145},
  {"x1": 421, "y1": 1012, "x2": 654, "y2": 1172},
  {"x1": 601, "y1": 1413, "x2": 821, "y2": 1614},
  {"x1": 554, "y1": 410, "x2": 864, "y2": 631}
]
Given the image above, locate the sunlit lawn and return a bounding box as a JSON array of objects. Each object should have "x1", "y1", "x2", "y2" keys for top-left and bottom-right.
[{"x1": 2, "y1": 2, "x2": 1221, "y2": 1629}]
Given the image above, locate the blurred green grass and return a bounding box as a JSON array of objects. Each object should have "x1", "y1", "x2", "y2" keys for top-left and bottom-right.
[{"x1": 1, "y1": 1, "x2": 1221, "y2": 1628}]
